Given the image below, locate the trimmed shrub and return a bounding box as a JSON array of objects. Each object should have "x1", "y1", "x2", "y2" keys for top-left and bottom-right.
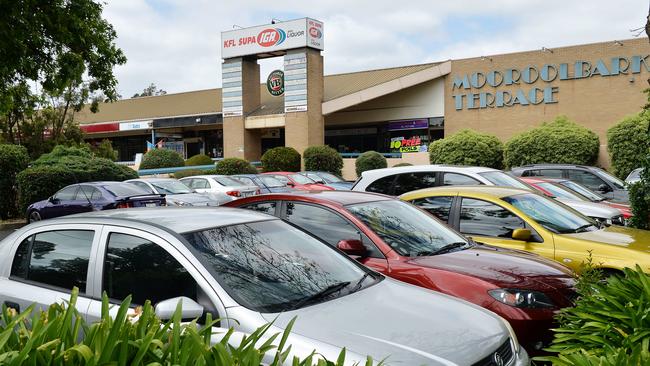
[
  {"x1": 303, "y1": 145, "x2": 344, "y2": 176},
  {"x1": 34, "y1": 144, "x2": 92, "y2": 165},
  {"x1": 429, "y1": 129, "x2": 504, "y2": 169},
  {"x1": 91, "y1": 139, "x2": 118, "y2": 161},
  {"x1": 139, "y1": 148, "x2": 185, "y2": 169},
  {"x1": 0, "y1": 144, "x2": 29, "y2": 219},
  {"x1": 504, "y1": 116, "x2": 600, "y2": 169},
  {"x1": 355, "y1": 151, "x2": 387, "y2": 177},
  {"x1": 607, "y1": 111, "x2": 650, "y2": 179},
  {"x1": 185, "y1": 153, "x2": 214, "y2": 166},
  {"x1": 17, "y1": 156, "x2": 138, "y2": 214},
  {"x1": 261, "y1": 147, "x2": 301, "y2": 172},
  {"x1": 215, "y1": 158, "x2": 257, "y2": 175},
  {"x1": 392, "y1": 162, "x2": 413, "y2": 167},
  {"x1": 173, "y1": 169, "x2": 209, "y2": 179}
]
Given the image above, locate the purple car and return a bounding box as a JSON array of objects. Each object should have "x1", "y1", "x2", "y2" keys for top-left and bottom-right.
[{"x1": 26, "y1": 182, "x2": 166, "y2": 223}]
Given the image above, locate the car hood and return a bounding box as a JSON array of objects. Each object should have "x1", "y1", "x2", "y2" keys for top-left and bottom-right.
[
  {"x1": 27, "y1": 199, "x2": 50, "y2": 211},
  {"x1": 565, "y1": 225, "x2": 650, "y2": 254},
  {"x1": 326, "y1": 182, "x2": 355, "y2": 190},
  {"x1": 408, "y1": 245, "x2": 574, "y2": 290},
  {"x1": 262, "y1": 278, "x2": 509, "y2": 365},
  {"x1": 555, "y1": 198, "x2": 621, "y2": 219},
  {"x1": 166, "y1": 193, "x2": 219, "y2": 205}
]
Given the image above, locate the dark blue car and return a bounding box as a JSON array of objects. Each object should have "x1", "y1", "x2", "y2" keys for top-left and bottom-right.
[
  {"x1": 231, "y1": 174, "x2": 293, "y2": 194},
  {"x1": 26, "y1": 181, "x2": 166, "y2": 223}
]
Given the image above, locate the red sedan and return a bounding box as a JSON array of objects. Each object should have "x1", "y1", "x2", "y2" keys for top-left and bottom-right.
[
  {"x1": 226, "y1": 191, "x2": 577, "y2": 355},
  {"x1": 262, "y1": 172, "x2": 334, "y2": 191}
]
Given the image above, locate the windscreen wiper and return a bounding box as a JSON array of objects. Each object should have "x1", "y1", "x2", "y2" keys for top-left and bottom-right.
[
  {"x1": 349, "y1": 273, "x2": 373, "y2": 294},
  {"x1": 573, "y1": 224, "x2": 594, "y2": 233},
  {"x1": 290, "y1": 281, "x2": 350, "y2": 310},
  {"x1": 418, "y1": 242, "x2": 468, "y2": 256}
]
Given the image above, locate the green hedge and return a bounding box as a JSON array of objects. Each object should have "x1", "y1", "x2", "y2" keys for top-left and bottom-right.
[
  {"x1": 185, "y1": 153, "x2": 214, "y2": 166},
  {"x1": 392, "y1": 162, "x2": 413, "y2": 167},
  {"x1": 355, "y1": 151, "x2": 387, "y2": 177},
  {"x1": 17, "y1": 156, "x2": 138, "y2": 214},
  {"x1": 215, "y1": 158, "x2": 257, "y2": 175},
  {"x1": 139, "y1": 149, "x2": 185, "y2": 169},
  {"x1": 261, "y1": 147, "x2": 301, "y2": 172},
  {"x1": 91, "y1": 139, "x2": 118, "y2": 161},
  {"x1": 429, "y1": 129, "x2": 504, "y2": 169},
  {"x1": 607, "y1": 111, "x2": 650, "y2": 179},
  {"x1": 173, "y1": 169, "x2": 215, "y2": 179},
  {"x1": 0, "y1": 144, "x2": 29, "y2": 219},
  {"x1": 504, "y1": 116, "x2": 600, "y2": 168},
  {"x1": 303, "y1": 145, "x2": 343, "y2": 176}
]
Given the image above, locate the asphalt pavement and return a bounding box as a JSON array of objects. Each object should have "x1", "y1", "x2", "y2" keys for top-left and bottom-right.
[{"x1": 0, "y1": 223, "x2": 24, "y2": 241}]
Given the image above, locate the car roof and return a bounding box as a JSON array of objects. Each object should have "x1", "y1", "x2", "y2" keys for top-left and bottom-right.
[
  {"x1": 239, "y1": 190, "x2": 393, "y2": 206},
  {"x1": 262, "y1": 172, "x2": 296, "y2": 175},
  {"x1": 360, "y1": 165, "x2": 498, "y2": 178},
  {"x1": 401, "y1": 185, "x2": 532, "y2": 199},
  {"x1": 78, "y1": 181, "x2": 129, "y2": 187},
  {"x1": 513, "y1": 164, "x2": 591, "y2": 169},
  {"x1": 128, "y1": 177, "x2": 177, "y2": 182},
  {"x1": 53, "y1": 207, "x2": 276, "y2": 234}
]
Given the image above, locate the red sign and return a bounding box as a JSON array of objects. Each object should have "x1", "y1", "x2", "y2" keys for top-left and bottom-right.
[
  {"x1": 256, "y1": 28, "x2": 286, "y2": 47},
  {"x1": 309, "y1": 27, "x2": 322, "y2": 38},
  {"x1": 80, "y1": 123, "x2": 119, "y2": 134}
]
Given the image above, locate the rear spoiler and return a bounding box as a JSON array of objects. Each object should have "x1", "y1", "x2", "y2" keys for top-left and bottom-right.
[{"x1": 119, "y1": 194, "x2": 166, "y2": 200}]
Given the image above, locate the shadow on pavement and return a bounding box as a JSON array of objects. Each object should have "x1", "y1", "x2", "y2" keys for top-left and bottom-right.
[{"x1": 0, "y1": 223, "x2": 25, "y2": 241}]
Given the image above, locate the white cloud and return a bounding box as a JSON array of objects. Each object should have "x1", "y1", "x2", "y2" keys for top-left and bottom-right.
[{"x1": 103, "y1": 0, "x2": 649, "y2": 97}]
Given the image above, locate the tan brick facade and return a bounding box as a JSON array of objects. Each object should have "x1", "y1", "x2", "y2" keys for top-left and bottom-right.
[{"x1": 445, "y1": 38, "x2": 650, "y2": 166}]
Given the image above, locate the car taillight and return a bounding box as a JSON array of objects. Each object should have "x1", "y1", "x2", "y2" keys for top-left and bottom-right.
[
  {"x1": 116, "y1": 202, "x2": 133, "y2": 209},
  {"x1": 226, "y1": 191, "x2": 241, "y2": 197}
]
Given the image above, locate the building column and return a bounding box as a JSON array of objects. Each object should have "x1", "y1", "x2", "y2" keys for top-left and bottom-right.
[
  {"x1": 222, "y1": 57, "x2": 262, "y2": 161},
  {"x1": 284, "y1": 48, "x2": 324, "y2": 164}
]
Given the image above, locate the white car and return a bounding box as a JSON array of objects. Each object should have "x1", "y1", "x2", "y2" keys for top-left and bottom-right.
[
  {"x1": 625, "y1": 168, "x2": 643, "y2": 185},
  {"x1": 125, "y1": 178, "x2": 223, "y2": 206},
  {"x1": 179, "y1": 175, "x2": 258, "y2": 204}
]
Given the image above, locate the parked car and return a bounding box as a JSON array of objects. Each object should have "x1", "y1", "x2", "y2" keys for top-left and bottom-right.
[
  {"x1": 553, "y1": 178, "x2": 633, "y2": 220},
  {"x1": 231, "y1": 174, "x2": 293, "y2": 194},
  {"x1": 262, "y1": 172, "x2": 334, "y2": 191},
  {"x1": 510, "y1": 164, "x2": 629, "y2": 202},
  {"x1": 26, "y1": 182, "x2": 165, "y2": 223},
  {"x1": 226, "y1": 191, "x2": 576, "y2": 355},
  {"x1": 520, "y1": 177, "x2": 625, "y2": 226},
  {"x1": 400, "y1": 186, "x2": 650, "y2": 274},
  {"x1": 125, "y1": 178, "x2": 222, "y2": 206},
  {"x1": 626, "y1": 168, "x2": 643, "y2": 184},
  {"x1": 178, "y1": 175, "x2": 258, "y2": 204},
  {"x1": 300, "y1": 171, "x2": 354, "y2": 190},
  {"x1": 0, "y1": 208, "x2": 528, "y2": 365},
  {"x1": 351, "y1": 165, "x2": 532, "y2": 196}
]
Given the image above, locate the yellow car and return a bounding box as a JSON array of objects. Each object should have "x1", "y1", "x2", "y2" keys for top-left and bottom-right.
[{"x1": 400, "y1": 186, "x2": 650, "y2": 274}]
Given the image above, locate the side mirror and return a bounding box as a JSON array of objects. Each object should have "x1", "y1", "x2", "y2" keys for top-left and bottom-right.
[
  {"x1": 512, "y1": 228, "x2": 532, "y2": 242},
  {"x1": 286, "y1": 182, "x2": 295, "y2": 187},
  {"x1": 154, "y1": 296, "x2": 204, "y2": 320},
  {"x1": 48, "y1": 196, "x2": 58, "y2": 204},
  {"x1": 336, "y1": 239, "x2": 367, "y2": 257},
  {"x1": 598, "y1": 184, "x2": 612, "y2": 193}
]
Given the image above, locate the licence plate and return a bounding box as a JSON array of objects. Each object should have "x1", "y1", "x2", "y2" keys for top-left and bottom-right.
[{"x1": 145, "y1": 203, "x2": 157, "y2": 207}]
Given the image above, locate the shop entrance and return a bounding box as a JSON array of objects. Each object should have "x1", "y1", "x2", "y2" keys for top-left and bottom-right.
[{"x1": 261, "y1": 128, "x2": 285, "y2": 155}]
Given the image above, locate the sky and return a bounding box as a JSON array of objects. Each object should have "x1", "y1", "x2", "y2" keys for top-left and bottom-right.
[{"x1": 103, "y1": 0, "x2": 649, "y2": 98}]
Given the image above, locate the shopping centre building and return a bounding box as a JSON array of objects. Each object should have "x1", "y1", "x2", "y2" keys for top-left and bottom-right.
[{"x1": 76, "y1": 18, "x2": 650, "y2": 170}]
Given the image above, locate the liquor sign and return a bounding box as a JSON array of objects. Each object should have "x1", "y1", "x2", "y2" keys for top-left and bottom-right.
[
  {"x1": 390, "y1": 136, "x2": 428, "y2": 153},
  {"x1": 266, "y1": 70, "x2": 285, "y2": 96},
  {"x1": 388, "y1": 119, "x2": 429, "y2": 131},
  {"x1": 119, "y1": 120, "x2": 153, "y2": 131},
  {"x1": 221, "y1": 18, "x2": 324, "y2": 59}
]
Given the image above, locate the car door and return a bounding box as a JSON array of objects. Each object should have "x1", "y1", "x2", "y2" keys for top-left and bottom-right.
[
  {"x1": 68, "y1": 185, "x2": 98, "y2": 215},
  {"x1": 392, "y1": 172, "x2": 438, "y2": 196},
  {"x1": 129, "y1": 181, "x2": 156, "y2": 194},
  {"x1": 86, "y1": 226, "x2": 227, "y2": 326},
  {"x1": 190, "y1": 178, "x2": 212, "y2": 193},
  {"x1": 0, "y1": 224, "x2": 101, "y2": 321},
  {"x1": 452, "y1": 197, "x2": 554, "y2": 260},
  {"x1": 41, "y1": 185, "x2": 80, "y2": 219},
  {"x1": 566, "y1": 169, "x2": 614, "y2": 199}
]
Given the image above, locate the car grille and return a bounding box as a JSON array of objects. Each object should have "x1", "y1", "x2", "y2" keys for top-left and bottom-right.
[
  {"x1": 472, "y1": 339, "x2": 514, "y2": 366},
  {"x1": 611, "y1": 215, "x2": 625, "y2": 226}
]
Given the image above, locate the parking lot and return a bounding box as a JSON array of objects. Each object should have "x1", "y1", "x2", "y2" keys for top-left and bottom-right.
[{"x1": 0, "y1": 223, "x2": 23, "y2": 241}]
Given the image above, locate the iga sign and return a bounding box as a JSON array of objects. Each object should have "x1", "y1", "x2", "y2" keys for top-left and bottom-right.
[
  {"x1": 266, "y1": 70, "x2": 285, "y2": 96},
  {"x1": 221, "y1": 18, "x2": 324, "y2": 59},
  {"x1": 452, "y1": 55, "x2": 650, "y2": 110}
]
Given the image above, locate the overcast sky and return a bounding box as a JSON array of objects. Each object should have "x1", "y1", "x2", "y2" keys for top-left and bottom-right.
[{"x1": 103, "y1": 0, "x2": 648, "y2": 98}]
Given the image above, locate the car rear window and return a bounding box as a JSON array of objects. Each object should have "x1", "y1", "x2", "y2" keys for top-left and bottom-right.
[
  {"x1": 104, "y1": 183, "x2": 151, "y2": 197},
  {"x1": 213, "y1": 177, "x2": 243, "y2": 186}
]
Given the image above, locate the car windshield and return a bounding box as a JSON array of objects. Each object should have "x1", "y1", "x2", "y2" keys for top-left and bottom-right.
[
  {"x1": 594, "y1": 168, "x2": 625, "y2": 189},
  {"x1": 104, "y1": 183, "x2": 151, "y2": 197},
  {"x1": 258, "y1": 176, "x2": 286, "y2": 188},
  {"x1": 317, "y1": 172, "x2": 343, "y2": 183},
  {"x1": 290, "y1": 174, "x2": 315, "y2": 184},
  {"x1": 347, "y1": 200, "x2": 469, "y2": 257},
  {"x1": 537, "y1": 182, "x2": 585, "y2": 201},
  {"x1": 233, "y1": 177, "x2": 255, "y2": 186},
  {"x1": 270, "y1": 175, "x2": 290, "y2": 184},
  {"x1": 213, "y1": 176, "x2": 244, "y2": 186},
  {"x1": 151, "y1": 180, "x2": 193, "y2": 194},
  {"x1": 502, "y1": 193, "x2": 597, "y2": 234},
  {"x1": 560, "y1": 180, "x2": 605, "y2": 202},
  {"x1": 628, "y1": 169, "x2": 642, "y2": 181},
  {"x1": 183, "y1": 220, "x2": 372, "y2": 313},
  {"x1": 479, "y1": 171, "x2": 531, "y2": 190}
]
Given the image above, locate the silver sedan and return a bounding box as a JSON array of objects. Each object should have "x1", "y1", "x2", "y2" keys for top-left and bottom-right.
[{"x1": 0, "y1": 208, "x2": 528, "y2": 365}]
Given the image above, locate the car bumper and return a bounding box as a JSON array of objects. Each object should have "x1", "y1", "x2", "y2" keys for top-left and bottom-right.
[
  {"x1": 514, "y1": 347, "x2": 530, "y2": 366},
  {"x1": 487, "y1": 303, "x2": 558, "y2": 357}
]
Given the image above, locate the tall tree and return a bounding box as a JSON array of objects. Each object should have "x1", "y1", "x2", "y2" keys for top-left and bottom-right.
[{"x1": 132, "y1": 83, "x2": 167, "y2": 98}]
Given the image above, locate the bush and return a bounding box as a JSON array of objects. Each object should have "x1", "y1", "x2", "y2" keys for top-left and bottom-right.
[
  {"x1": 0, "y1": 289, "x2": 377, "y2": 365},
  {"x1": 0, "y1": 144, "x2": 29, "y2": 219},
  {"x1": 504, "y1": 116, "x2": 600, "y2": 168},
  {"x1": 185, "y1": 153, "x2": 214, "y2": 166},
  {"x1": 34, "y1": 144, "x2": 92, "y2": 165},
  {"x1": 303, "y1": 145, "x2": 343, "y2": 176},
  {"x1": 392, "y1": 162, "x2": 413, "y2": 167},
  {"x1": 537, "y1": 265, "x2": 650, "y2": 364},
  {"x1": 90, "y1": 139, "x2": 118, "y2": 161},
  {"x1": 173, "y1": 169, "x2": 212, "y2": 179},
  {"x1": 215, "y1": 158, "x2": 257, "y2": 175},
  {"x1": 139, "y1": 148, "x2": 185, "y2": 169},
  {"x1": 429, "y1": 129, "x2": 504, "y2": 169},
  {"x1": 607, "y1": 112, "x2": 650, "y2": 179},
  {"x1": 355, "y1": 151, "x2": 387, "y2": 177},
  {"x1": 261, "y1": 147, "x2": 301, "y2": 172},
  {"x1": 17, "y1": 156, "x2": 138, "y2": 214}
]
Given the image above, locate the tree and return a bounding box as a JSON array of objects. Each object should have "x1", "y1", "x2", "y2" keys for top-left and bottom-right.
[{"x1": 132, "y1": 83, "x2": 167, "y2": 98}]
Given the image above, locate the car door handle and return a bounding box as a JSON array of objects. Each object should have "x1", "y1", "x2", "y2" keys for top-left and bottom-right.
[{"x1": 4, "y1": 301, "x2": 20, "y2": 313}]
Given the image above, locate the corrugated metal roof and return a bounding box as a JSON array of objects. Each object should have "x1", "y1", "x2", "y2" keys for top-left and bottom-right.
[{"x1": 76, "y1": 62, "x2": 441, "y2": 125}]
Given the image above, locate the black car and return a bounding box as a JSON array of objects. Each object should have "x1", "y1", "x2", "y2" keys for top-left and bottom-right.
[{"x1": 510, "y1": 164, "x2": 628, "y2": 203}]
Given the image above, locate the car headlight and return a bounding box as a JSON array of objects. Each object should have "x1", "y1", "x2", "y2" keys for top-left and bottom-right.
[{"x1": 488, "y1": 289, "x2": 555, "y2": 309}]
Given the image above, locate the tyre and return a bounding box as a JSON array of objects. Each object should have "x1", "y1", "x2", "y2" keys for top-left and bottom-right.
[{"x1": 28, "y1": 210, "x2": 42, "y2": 223}]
